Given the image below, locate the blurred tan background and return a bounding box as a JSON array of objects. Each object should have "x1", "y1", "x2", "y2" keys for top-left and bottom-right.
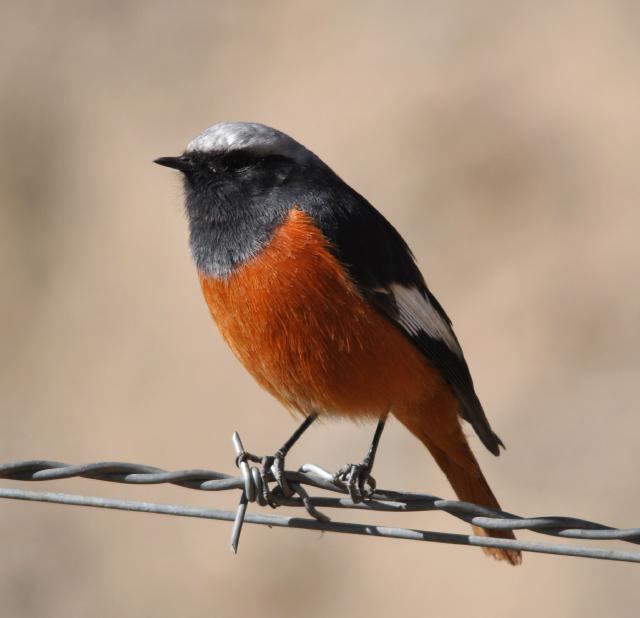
[{"x1": 1, "y1": 1, "x2": 639, "y2": 616}]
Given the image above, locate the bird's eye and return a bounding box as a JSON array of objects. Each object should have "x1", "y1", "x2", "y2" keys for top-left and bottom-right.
[
  {"x1": 208, "y1": 164, "x2": 217, "y2": 173},
  {"x1": 223, "y1": 153, "x2": 256, "y2": 170}
]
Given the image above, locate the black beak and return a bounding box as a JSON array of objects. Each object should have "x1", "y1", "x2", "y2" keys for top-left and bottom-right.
[{"x1": 153, "y1": 155, "x2": 194, "y2": 172}]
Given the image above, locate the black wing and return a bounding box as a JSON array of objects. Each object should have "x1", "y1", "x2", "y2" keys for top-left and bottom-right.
[{"x1": 300, "y1": 180, "x2": 504, "y2": 455}]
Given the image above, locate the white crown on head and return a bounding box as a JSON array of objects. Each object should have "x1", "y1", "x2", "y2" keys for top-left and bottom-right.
[{"x1": 185, "y1": 122, "x2": 315, "y2": 164}]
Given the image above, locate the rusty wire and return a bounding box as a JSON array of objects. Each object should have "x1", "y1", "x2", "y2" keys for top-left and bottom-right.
[{"x1": 1, "y1": 432, "x2": 639, "y2": 564}]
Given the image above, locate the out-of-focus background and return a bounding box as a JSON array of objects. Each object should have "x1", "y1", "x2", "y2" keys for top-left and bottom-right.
[{"x1": 1, "y1": 2, "x2": 639, "y2": 616}]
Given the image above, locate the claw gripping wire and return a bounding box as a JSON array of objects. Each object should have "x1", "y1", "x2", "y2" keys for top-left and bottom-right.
[{"x1": 230, "y1": 433, "x2": 330, "y2": 552}]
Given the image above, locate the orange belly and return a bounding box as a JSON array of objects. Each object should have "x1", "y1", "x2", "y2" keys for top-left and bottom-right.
[{"x1": 199, "y1": 209, "x2": 444, "y2": 418}]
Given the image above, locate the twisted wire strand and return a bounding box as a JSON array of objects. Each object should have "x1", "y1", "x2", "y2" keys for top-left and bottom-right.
[{"x1": 1, "y1": 453, "x2": 639, "y2": 563}]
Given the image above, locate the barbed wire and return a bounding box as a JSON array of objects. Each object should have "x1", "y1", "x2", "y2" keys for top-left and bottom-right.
[{"x1": 1, "y1": 432, "x2": 639, "y2": 564}]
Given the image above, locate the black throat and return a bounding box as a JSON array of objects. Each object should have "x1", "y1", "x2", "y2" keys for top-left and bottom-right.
[
  {"x1": 182, "y1": 155, "x2": 296, "y2": 278},
  {"x1": 185, "y1": 187, "x2": 289, "y2": 279}
]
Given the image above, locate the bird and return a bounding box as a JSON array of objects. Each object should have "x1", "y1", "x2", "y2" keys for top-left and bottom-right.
[{"x1": 155, "y1": 121, "x2": 521, "y2": 565}]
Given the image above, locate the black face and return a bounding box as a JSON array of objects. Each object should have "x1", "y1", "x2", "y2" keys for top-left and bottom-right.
[
  {"x1": 156, "y1": 149, "x2": 295, "y2": 198},
  {"x1": 155, "y1": 148, "x2": 300, "y2": 277}
]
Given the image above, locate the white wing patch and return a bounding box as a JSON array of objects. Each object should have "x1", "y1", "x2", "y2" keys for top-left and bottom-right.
[{"x1": 389, "y1": 284, "x2": 463, "y2": 358}]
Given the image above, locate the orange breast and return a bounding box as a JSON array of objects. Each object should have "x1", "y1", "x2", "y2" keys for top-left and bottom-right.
[{"x1": 199, "y1": 209, "x2": 443, "y2": 418}]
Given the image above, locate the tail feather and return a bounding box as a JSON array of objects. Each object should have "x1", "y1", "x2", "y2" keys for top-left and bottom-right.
[
  {"x1": 395, "y1": 393, "x2": 522, "y2": 565},
  {"x1": 432, "y1": 444, "x2": 522, "y2": 565}
]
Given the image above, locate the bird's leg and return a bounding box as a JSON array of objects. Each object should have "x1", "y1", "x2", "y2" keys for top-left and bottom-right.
[
  {"x1": 259, "y1": 412, "x2": 318, "y2": 505},
  {"x1": 334, "y1": 416, "x2": 387, "y2": 503}
]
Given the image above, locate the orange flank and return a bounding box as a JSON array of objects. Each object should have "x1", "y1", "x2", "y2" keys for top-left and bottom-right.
[{"x1": 199, "y1": 208, "x2": 521, "y2": 564}]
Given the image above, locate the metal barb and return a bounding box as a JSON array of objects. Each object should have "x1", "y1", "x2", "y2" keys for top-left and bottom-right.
[
  {"x1": 232, "y1": 432, "x2": 255, "y2": 502},
  {"x1": 230, "y1": 493, "x2": 248, "y2": 554},
  {"x1": 230, "y1": 432, "x2": 252, "y2": 553}
]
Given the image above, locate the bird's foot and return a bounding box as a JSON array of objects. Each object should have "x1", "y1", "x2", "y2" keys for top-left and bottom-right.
[
  {"x1": 233, "y1": 435, "x2": 330, "y2": 521},
  {"x1": 333, "y1": 462, "x2": 377, "y2": 503},
  {"x1": 235, "y1": 448, "x2": 292, "y2": 507},
  {"x1": 241, "y1": 451, "x2": 331, "y2": 521},
  {"x1": 259, "y1": 450, "x2": 293, "y2": 507}
]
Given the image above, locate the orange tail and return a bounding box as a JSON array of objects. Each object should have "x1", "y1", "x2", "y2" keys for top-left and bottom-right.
[{"x1": 395, "y1": 391, "x2": 522, "y2": 565}]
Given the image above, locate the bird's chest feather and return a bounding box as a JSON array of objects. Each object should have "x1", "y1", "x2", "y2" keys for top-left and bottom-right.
[{"x1": 198, "y1": 209, "x2": 438, "y2": 415}]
